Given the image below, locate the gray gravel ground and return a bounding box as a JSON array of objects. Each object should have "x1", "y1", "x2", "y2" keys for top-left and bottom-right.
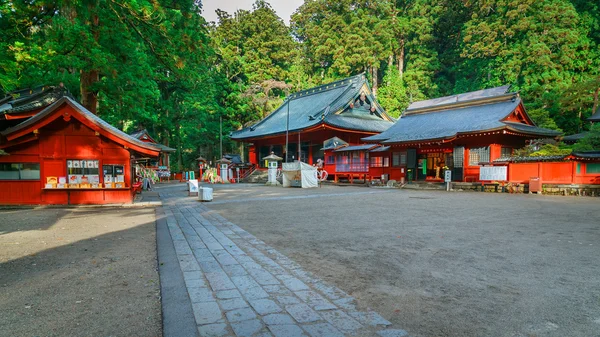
[
  {"x1": 0, "y1": 207, "x2": 161, "y2": 337},
  {"x1": 201, "y1": 183, "x2": 600, "y2": 337}
]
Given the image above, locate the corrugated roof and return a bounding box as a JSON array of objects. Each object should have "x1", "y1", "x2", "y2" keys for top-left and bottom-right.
[
  {"x1": 364, "y1": 97, "x2": 560, "y2": 144},
  {"x1": 231, "y1": 74, "x2": 394, "y2": 140},
  {"x1": 1, "y1": 97, "x2": 161, "y2": 154}
]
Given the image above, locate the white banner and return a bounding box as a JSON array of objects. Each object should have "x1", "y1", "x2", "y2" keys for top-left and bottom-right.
[{"x1": 479, "y1": 166, "x2": 507, "y2": 181}]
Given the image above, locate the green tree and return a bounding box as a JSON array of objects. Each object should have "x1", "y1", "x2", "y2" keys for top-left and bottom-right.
[
  {"x1": 573, "y1": 123, "x2": 600, "y2": 151},
  {"x1": 461, "y1": 0, "x2": 599, "y2": 132}
]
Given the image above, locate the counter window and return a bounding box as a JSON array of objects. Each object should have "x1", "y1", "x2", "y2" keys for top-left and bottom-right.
[{"x1": 67, "y1": 160, "x2": 100, "y2": 184}]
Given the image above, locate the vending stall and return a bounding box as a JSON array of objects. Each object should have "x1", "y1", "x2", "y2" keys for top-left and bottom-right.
[{"x1": 0, "y1": 96, "x2": 160, "y2": 205}]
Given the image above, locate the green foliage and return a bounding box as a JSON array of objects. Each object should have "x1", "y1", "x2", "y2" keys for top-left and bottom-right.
[
  {"x1": 573, "y1": 123, "x2": 600, "y2": 151},
  {"x1": 2, "y1": 0, "x2": 600, "y2": 170},
  {"x1": 514, "y1": 143, "x2": 572, "y2": 157},
  {"x1": 377, "y1": 67, "x2": 408, "y2": 118}
]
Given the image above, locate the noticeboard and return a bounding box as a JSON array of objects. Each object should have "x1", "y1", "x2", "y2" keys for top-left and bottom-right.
[
  {"x1": 444, "y1": 170, "x2": 452, "y2": 182},
  {"x1": 188, "y1": 179, "x2": 199, "y2": 194},
  {"x1": 479, "y1": 166, "x2": 507, "y2": 181}
]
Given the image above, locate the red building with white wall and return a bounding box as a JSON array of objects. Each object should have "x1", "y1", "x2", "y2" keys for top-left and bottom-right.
[
  {"x1": 363, "y1": 86, "x2": 561, "y2": 183},
  {"x1": 0, "y1": 87, "x2": 160, "y2": 204},
  {"x1": 231, "y1": 74, "x2": 395, "y2": 177}
]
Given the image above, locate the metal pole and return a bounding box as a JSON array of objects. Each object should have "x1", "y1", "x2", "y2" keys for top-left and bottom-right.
[
  {"x1": 298, "y1": 132, "x2": 301, "y2": 162},
  {"x1": 220, "y1": 116, "x2": 223, "y2": 159},
  {"x1": 285, "y1": 93, "x2": 289, "y2": 163}
]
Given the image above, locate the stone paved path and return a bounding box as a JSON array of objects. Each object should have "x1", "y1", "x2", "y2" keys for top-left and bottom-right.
[{"x1": 159, "y1": 191, "x2": 410, "y2": 337}]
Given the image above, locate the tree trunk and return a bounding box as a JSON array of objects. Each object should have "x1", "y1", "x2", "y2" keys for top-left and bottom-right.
[
  {"x1": 387, "y1": 55, "x2": 394, "y2": 85},
  {"x1": 80, "y1": 70, "x2": 99, "y2": 114},
  {"x1": 398, "y1": 39, "x2": 405, "y2": 78},
  {"x1": 372, "y1": 66, "x2": 378, "y2": 97},
  {"x1": 80, "y1": 8, "x2": 100, "y2": 114},
  {"x1": 592, "y1": 87, "x2": 599, "y2": 117}
]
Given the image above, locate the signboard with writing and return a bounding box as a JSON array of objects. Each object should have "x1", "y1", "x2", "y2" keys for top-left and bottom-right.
[
  {"x1": 158, "y1": 166, "x2": 168, "y2": 170},
  {"x1": 479, "y1": 166, "x2": 507, "y2": 181},
  {"x1": 444, "y1": 170, "x2": 452, "y2": 182},
  {"x1": 188, "y1": 179, "x2": 199, "y2": 194}
]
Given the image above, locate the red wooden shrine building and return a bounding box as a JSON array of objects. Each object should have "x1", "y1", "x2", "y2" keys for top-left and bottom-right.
[
  {"x1": 0, "y1": 86, "x2": 161, "y2": 204},
  {"x1": 231, "y1": 74, "x2": 395, "y2": 179},
  {"x1": 363, "y1": 85, "x2": 561, "y2": 183}
]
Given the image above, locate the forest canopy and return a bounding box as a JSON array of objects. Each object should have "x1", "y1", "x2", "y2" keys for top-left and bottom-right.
[{"x1": 1, "y1": 0, "x2": 599, "y2": 169}]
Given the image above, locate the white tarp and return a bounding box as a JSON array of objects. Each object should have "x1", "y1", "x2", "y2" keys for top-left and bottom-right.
[{"x1": 282, "y1": 161, "x2": 318, "y2": 188}]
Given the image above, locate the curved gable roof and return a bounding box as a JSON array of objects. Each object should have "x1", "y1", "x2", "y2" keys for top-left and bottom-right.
[
  {"x1": 231, "y1": 74, "x2": 394, "y2": 140},
  {"x1": 1, "y1": 97, "x2": 161, "y2": 156},
  {"x1": 364, "y1": 86, "x2": 560, "y2": 144}
]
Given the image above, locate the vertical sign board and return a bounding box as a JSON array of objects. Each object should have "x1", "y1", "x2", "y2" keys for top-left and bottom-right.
[
  {"x1": 444, "y1": 170, "x2": 452, "y2": 182},
  {"x1": 188, "y1": 179, "x2": 199, "y2": 196},
  {"x1": 479, "y1": 166, "x2": 508, "y2": 181}
]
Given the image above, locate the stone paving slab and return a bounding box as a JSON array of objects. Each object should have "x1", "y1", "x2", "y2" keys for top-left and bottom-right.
[{"x1": 159, "y1": 191, "x2": 411, "y2": 337}]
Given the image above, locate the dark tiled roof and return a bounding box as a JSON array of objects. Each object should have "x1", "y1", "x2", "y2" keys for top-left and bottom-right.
[
  {"x1": 364, "y1": 96, "x2": 560, "y2": 144},
  {"x1": 129, "y1": 129, "x2": 149, "y2": 140},
  {"x1": 406, "y1": 85, "x2": 511, "y2": 111},
  {"x1": 333, "y1": 144, "x2": 379, "y2": 152},
  {"x1": 493, "y1": 155, "x2": 568, "y2": 163},
  {"x1": 1, "y1": 97, "x2": 161, "y2": 154},
  {"x1": 0, "y1": 86, "x2": 71, "y2": 114},
  {"x1": 572, "y1": 151, "x2": 600, "y2": 159},
  {"x1": 321, "y1": 137, "x2": 349, "y2": 150},
  {"x1": 231, "y1": 74, "x2": 394, "y2": 140},
  {"x1": 562, "y1": 132, "x2": 589, "y2": 142},
  {"x1": 129, "y1": 129, "x2": 175, "y2": 152},
  {"x1": 503, "y1": 122, "x2": 562, "y2": 136},
  {"x1": 151, "y1": 142, "x2": 176, "y2": 152},
  {"x1": 370, "y1": 146, "x2": 390, "y2": 152}
]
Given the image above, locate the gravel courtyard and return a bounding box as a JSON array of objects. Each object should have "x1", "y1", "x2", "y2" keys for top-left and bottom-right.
[
  {"x1": 0, "y1": 207, "x2": 161, "y2": 337},
  {"x1": 204, "y1": 184, "x2": 600, "y2": 337}
]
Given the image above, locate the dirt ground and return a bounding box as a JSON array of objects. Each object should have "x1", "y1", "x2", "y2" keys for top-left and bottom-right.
[
  {"x1": 203, "y1": 183, "x2": 600, "y2": 337},
  {"x1": 0, "y1": 207, "x2": 161, "y2": 337}
]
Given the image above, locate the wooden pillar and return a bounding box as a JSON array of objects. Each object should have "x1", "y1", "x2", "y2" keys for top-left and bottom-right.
[{"x1": 308, "y1": 143, "x2": 313, "y2": 165}]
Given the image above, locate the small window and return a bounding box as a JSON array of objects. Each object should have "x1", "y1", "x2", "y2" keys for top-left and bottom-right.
[
  {"x1": 392, "y1": 152, "x2": 407, "y2": 166},
  {"x1": 103, "y1": 164, "x2": 125, "y2": 183},
  {"x1": 383, "y1": 157, "x2": 390, "y2": 167},
  {"x1": 370, "y1": 157, "x2": 383, "y2": 167},
  {"x1": 501, "y1": 147, "x2": 513, "y2": 158},
  {"x1": 469, "y1": 147, "x2": 490, "y2": 166},
  {"x1": 326, "y1": 155, "x2": 335, "y2": 164},
  {"x1": 0, "y1": 163, "x2": 40, "y2": 180},
  {"x1": 586, "y1": 163, "x2": 600, "y2": 174}
]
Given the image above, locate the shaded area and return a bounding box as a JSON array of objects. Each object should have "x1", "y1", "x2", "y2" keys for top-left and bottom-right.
[
  {"x1": 204, "y1": 183, "x2": 600, "y2": 337},
  {"x1": 0, "y1": 207, "x2": 161, "y2": 337}
]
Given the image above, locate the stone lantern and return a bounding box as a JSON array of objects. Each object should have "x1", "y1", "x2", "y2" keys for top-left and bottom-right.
[
  {"x1": 262, "y1": 152, "x2": 283, "y2": 186},
  {"x1": 216, "y1": 157, "x2": 232, "y2": 182}
]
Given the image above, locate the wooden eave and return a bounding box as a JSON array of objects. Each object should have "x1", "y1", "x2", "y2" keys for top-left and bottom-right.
[{"x1": 234, "y1": 122, "x2": 379, "y2": 143}]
